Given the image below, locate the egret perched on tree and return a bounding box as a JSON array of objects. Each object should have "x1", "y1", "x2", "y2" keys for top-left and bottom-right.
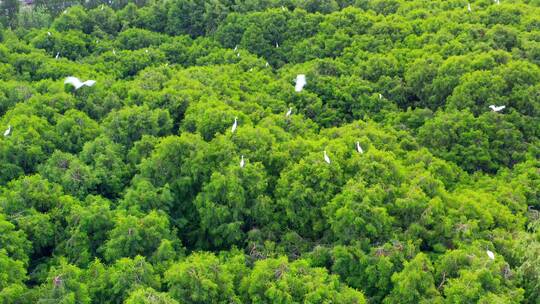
[
  {"x1": 324, "y1": 150, "x2": 331, "y2": 164},
  {"x1": 356, "y1": 141, "x2": 364, "y2": 154},
  {"x1": 378, "y1": 93, "x2": 383, "y2": 99},
  {"x1": 240, "y1": 155, "x2": 245, "y2": 168},
  {"x1": 3, "y1": 125, "x2": 11, "y2": 137},
  {"x1": 112, "y1": 49, "x2": 116, "y2": 55},
  {"x1": 64, "y1": 77, "x2": 96, "y2": 90},
  {"x1": 467, "y1": 3, "x2": 472, "y2": 11},
  {"x1": 234, "y1": 45, "x2": 238, "y2": 52},
  {"x1": 265, "y1": 62, "x2": 269, "y2": 67},
  {"x1": 55, "y1": 52, "x2": 60, "y2": 59},
  {"x1": 286, "y1": 107, "x2": 292, "y2": 117},
  {"x1": 276, "y1": 42, "x2": 279, "y2": 48},
  {"x1": 231, "y1": 117, "x2": 238, "y2": 133},
  {"x1": 295, "y1": 74, "x2": 306, "y2": 92},
  {"x1": 47, "y1": 31, "x2": 51, "y2": 36},
  {"x1": 486, "y1": 249, "x2": 495, "y2": 260},
  {"x1": 489, "y1": 105, "x2": 505, "y2": 112}
]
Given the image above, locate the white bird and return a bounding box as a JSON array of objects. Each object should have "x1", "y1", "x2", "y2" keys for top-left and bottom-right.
[
  {"x1": 145, "y1": 49, "x2": 149, "y2": 53},
  {"x1": 276, "y1": 42, "x2": 279, "y2": 48},
  {"x1": 64, "y1": 77, "x2": 96, "y2": 90},
  {"x1": 281, "y1": 5, "x2": 286, "y2": 11},
  {"x1": 101, "y1": 4, "x2": 105, "y2": 10},
  {"x1": 3, "y1": 125, "x2": 11, "y2": 137},
  {"x1": 240, "y1": 155, "x2": 245, "y2": 168},
  {"x1": 489, "y1": 105, "x2": 506, "y2": 112},
  {"x1": 285, "y1": 107, "x2": 292, "y2": 117},
  {"x1": 234, "y1": 45, "x2": 238, "y2": 52},
  {"x1": 47, "y1": 31, "x2": 51, "y2": 36},
  {"x1": 378, "y1": 93, "x2": 383, "y2": 99},
  {"x1": 112, "y1": 49, "x2": 116, "y2": 55},
  {"x1": 323, "y1": 150, "x2": 331, "y2": 164},
  {"x1": 486, "y1": 249, "x2": 495, "y2": 260},
  {"x1": 55, "y1": 52, "x2": 60, "y2": 59},
  {"x1": 265, "y1": 62, "x2": 269, "y2": 67},
  {"x1": 295, "y1": 74, "x2": 306, "y2": 92},
  {"x1": 237, "y1": 53, "x2": 240, "y2": 57},
  {"x1": 231, "y1": 117, "x2": 238, "y2": 133},
  {"x1": 467, "y1": 3, "x2": 472, "y2": 12},
  {"x1": 63, "y1": 9, "x2": 68, "y2": 14},
  {"x1": 249, "y1": 68, "x2": 253, "y2": 72},
  {"x1": 356, "y1": 141, "x2": 364, "y2": 154}
]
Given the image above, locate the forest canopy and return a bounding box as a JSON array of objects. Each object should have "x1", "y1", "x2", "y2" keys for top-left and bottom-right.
[{"x1": 0, "y1": 0, "x2": 539, "y2": 303}]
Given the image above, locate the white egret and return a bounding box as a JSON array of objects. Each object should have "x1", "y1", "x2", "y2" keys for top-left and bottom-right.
[
  {"x1": 64, "y1": 77, "x2": 96, "y2": 90},
  {"x1": 101, "y1": 4, "x2": 105, "y2": 10},
  {"x1": 276, "y1": 42, "x2": 279, "y2": 48},
  {"x1": 265, "y1": 62, "x2": 269, "y2": 67},
  {"x1": 55, "y1": 52, "x2": 60, "y2": 59},
  {"x1": 145, "y1": 49, "x2": 149, "y2": 53},
  {"x1": 237, "y1": 53, "x2": 240, "y2": 57},
  {"x1": 489, "y1": 105, "x2": 505, "y2": 112},
  {"x1": 3, "y1": 125, "x2": 11, "y2": 137},
  {"x1": 249, "y1": 68, "x2": 253, "y2": 72},
  {"x1": 47, "y1": 31, "x2": 51, "y2": 36},
  {"x1": 378, "y1": 93, "x2": 383, "y2": 99},
  {"x1": 231, "y1": 117, "x2": 238, "y2": 133},
  {"x1": 324, "y1": 150, "x2": 331, "y2": 164},
  {"x1": 112, "y1": 49, "x2": 116, "y2": 55},
  {"x1": 234, "y1": 45, "x2": 238, "y2": 52},
  {"x1": 281, "y1": 5, "x2": 285, "y2": 11},
  {"x1": 240, "y1": 155, "x2": 245, "y2": 168},
  {"x1": 295, "y1": 74, "x2": 306, "y2": 92},
  {"x1": 286, "y1": 107, "x2": 292, "y2": 117},
  {"x1": 467, "y1": 3, "x2": 472, "y2": 11},
  {"x1": 486, "y1": 249, "x2": 495, "y2": 260},
  {"x1": 356, "y1": 141, "x2": 364, "y2": 154}
]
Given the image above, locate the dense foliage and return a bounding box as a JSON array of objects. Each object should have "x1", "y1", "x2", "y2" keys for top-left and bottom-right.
[{"x1": 0, "y1": 0, "x2": 540, "y2": 303}]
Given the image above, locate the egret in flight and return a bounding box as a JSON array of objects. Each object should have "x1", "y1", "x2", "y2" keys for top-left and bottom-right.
[
  {"x1": 231, "y1": 117, "x2": 238, "y2": 133},
  {"x1": 64, "y1": 77, "x2": 96, "y2": 90},
  {"x1": 489, "y1": 105, "x2": 505, "y2": 112},
  {"x1": 3, "y1": 125, "x2": 11, "y2": 137},
  {"x1": 486, "y1": 249, "x2": 495, "y2": 260},
  {"x1": 240, "y1": 155, "x2": 245, "y2": 168},
  {"x1": 356, "y1": 141, "x2": 364, "y2": 154},
  {"x1": 324, "y1": 150, "x2": 331, "y2": 164},
  {"x1": 295, "y1": 74, "x2": 306, "y2": 92},
  {"x1": 286, "y1": 107, "x2": 292, "y2": 117}
]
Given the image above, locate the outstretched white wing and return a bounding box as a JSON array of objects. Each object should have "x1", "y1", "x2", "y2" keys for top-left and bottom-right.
[{"x1": 64, "y1": 76, "x2": 84, "y2": 89}]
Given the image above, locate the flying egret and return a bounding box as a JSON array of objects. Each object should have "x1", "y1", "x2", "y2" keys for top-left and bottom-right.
[
  {"x1": 55, "y1": 52, "x2": 60, "y2": 59},
  {"x1": 3, "y1": 125, "x2": 11, "y2": 137},
  {"x1": 489, "y1": 105, "x2": 505, "y2": 112},
  {"x1": 64, "y1": 77, "x2": 96, "y2": 90},
  {"x1": 467, "y1": 3, "x2": 471, "y2": 11},
  {"x1": 231, "y1": 117, "x2": 238, "y2": 133},
  {"x1": 486, "y1": 249, "x2": 495, "y2": 260},
  {"x1": 286, "y1": 107, "x2": 292, "y2": 117},
  {"x1": 295, "y1": 74, "x2": 306, "y2": 92},
  {"x1": 240, "y1": 155, "x2": 245, "y2": 168},
  {"x1": 324, "y1": 150, "x2": 331, "y2": 164},
  {"x1": 356, "y1": 141, "x2": 364, "y2": 154}
]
